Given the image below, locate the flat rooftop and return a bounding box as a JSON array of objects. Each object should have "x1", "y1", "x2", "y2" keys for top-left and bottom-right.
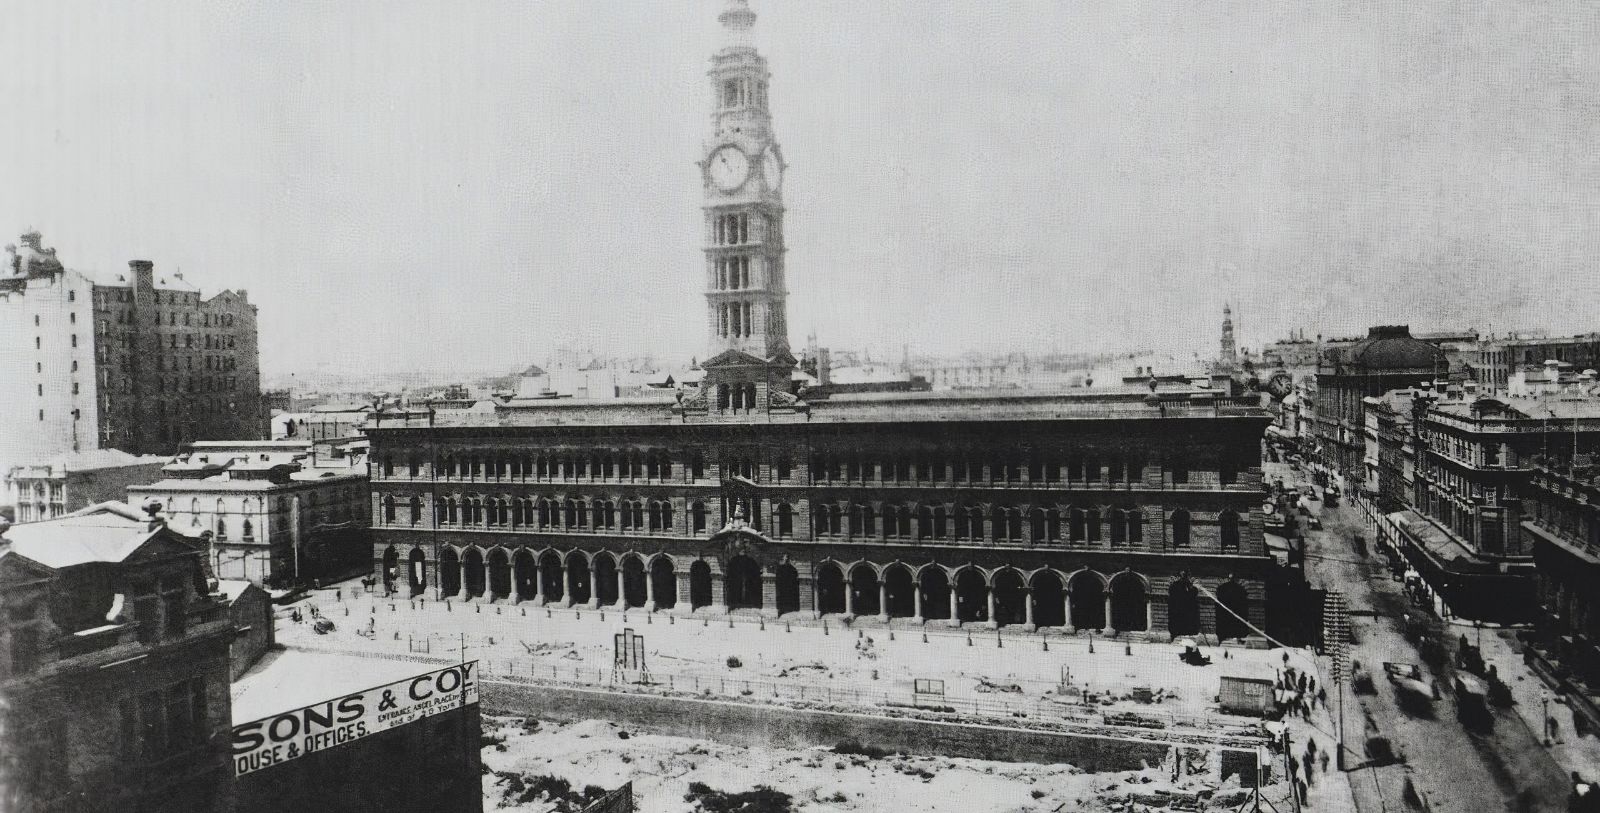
[{"x1": 230, "y1": 647, "x2": 446, "y2": 723}]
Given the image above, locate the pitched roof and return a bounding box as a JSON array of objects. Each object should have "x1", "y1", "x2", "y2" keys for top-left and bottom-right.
[{"x1": 0, "y1": 501, "x2": 179, "y2": 569}]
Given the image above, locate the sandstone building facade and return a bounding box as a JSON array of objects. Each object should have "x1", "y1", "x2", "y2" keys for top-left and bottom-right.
[{"x1": 365, "y1": 0, "x2": 1277, "y2": 641}]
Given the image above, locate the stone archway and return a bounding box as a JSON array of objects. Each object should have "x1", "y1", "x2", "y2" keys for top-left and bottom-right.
[
  {"x1": 594, "y1": 554, "x2": 619, "y2": 607},
  {"x1": 539, "y1": 552, "x2": 564, "y2": 604},
  {"x1": 1216, "y1": 581, "x2": 1250, "y2": 641},
  {"x1": 954, "y1": 568, "x2": 987, "y2": 624},
  {"x1": 1168, "y1": 579, "x2": 1200, "y2": 637},
  {"x1": 487, "y1": 548, "x2": 511, "y2": 599},
  {"x1": 774, "y1": 563, "x2": 799, "y2": 615},
  {"x1": 1110, "y1": 573, "x2": 1148, "y2": 632},
  {"x1": 438, "y1": 548, "x2": 461, "y2": 597},
  {"x1": 920, "y1": 567, "x2": 952, "y2": 622},
  {"x1": 567, "y1": 552, "x2": 592, "y2": 605},
  {"x1": 408, "y1": 548, "x2": 427, "y2": 596},
  {"x1": 992, "y1": 569, "x2": 1026, "y2": 627},
  {"x1": 463, "y1": 548, "x2": 486, "y2": 598},
  {"x1": 382, "y1": 546, "x2": 398, "y2": 592},
  {"x1": 815, "y1": 562, "x2": 846, "y2": 615},
  {"x1": 849, "y1": 564, "x2": 880, "y2": 617},
  {"x1": 1069, "y1": 571, "x2": 1105, "y2": 631},
  {"x1": 724, "y1": 555, "x2": 763, "y2": 610},
  {"x1": 513, "y1": 550, "x2": 536, "y2": 602},
  {"x1": 622, "y1": 556, "x2": 647, "y2": 608},
  {"x1": 689, "y1": 560, "x2": 713, "y2": 609},
  {"x1": 650, "y1": 557, "x2": 676, "y2": 610},
  {"x1": 882, "y1": 564, "x2": 916, "y2": 618},
  {"x1": 1031, "y1": 570, "x2": 1065, "y2": 628}
]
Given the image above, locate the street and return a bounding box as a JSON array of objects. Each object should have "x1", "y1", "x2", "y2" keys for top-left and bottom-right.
[{"x1": 1270, "y1": 463, "x2": 1571, "y2": 812}]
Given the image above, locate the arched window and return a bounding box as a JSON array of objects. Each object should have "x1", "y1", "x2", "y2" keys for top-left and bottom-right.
[
  {"x1": 691, "y1": 501, "x2": 707, "y2": 532},
  {"x1": 383, "y1": 496, "x2": 396, "y2": 523},
  {"x1": 850, "y1": 503, "x2": 876, "y2": 537},
  {"x1": 1086, "y1": 508, "x2": 1102, "y2": 543},
  {"x1": 1127, "y1": 509, "x2": 1144, "y2": 544},
  {"x1": 1171, "y1": 509, "x2": 1191, "y2": 548},
  {"x1": 776, "y1": 503, "x2": 794, "y2": 537},
  {"x1": 241, "y1": 519, "x2": 253, "y2": 540},
  {"x1": 216, "y1": 518, "x2": 228, "y2": 540},
  {"x1": 1029, "y1": 508, "x2": 1047, "y2": 543},
  {"x1": 1068, "y1": 508, "x2": 1085, "y2": 543},
  {"x1": 1219, "y1": 509, "x2": 1241, "y2": 551},
  {"x1": 1109, "y1": 508, "x2": 1127, "y2": 546}
]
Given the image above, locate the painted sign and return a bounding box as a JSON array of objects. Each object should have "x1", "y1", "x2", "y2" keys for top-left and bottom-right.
[{"x1": 232, "y1": 661, "x2": 479, "y2": 777}]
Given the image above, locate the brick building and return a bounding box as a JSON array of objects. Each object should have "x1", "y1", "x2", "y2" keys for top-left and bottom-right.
[
  {"x1": 0, "y1": 502, "x2": 235, "y2": 812},
  {"x1": 364, "y1": 0, "x2": 1278, "y2": 644},
  {"x1": 0, "y1": 230, "x2": 264, "y2": 474}
]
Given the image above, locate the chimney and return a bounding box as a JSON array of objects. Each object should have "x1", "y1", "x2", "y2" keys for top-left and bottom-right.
[{"x1": 818, "y1": 348, "x2": 831, "y2": 387}]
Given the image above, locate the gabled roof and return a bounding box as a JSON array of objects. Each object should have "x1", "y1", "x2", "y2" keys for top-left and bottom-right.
[
  {"x1": 0, "y1": 501, "x2": 201, "y2": 570},
  {"x1": 520, "y1": 364, "x2": 547, "y2": 377}
]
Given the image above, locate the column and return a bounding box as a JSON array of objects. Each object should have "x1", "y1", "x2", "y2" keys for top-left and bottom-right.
[
  {"x1": 614, "y1": 566, "x2": 625, "y2": 609},
  {"x1": 674, "y1": 571, "x2": 692, "y2": 614},
  {"x1": 985, "y1": 587, "x2": 998, "y2": 629},
  {"x1": 1104, "y1": 594, "x2": 1113, "y2": 632},
  {"x1": 710, "y1": 568, "x2": 728, "y2": 614},
  {"x1": 644, "y1": 566, "x2": 656, "y2": 612},
  {"x1": 912, "y1": 585, "x2": 924, "y2": 624},
  {"x1": 586, "y1": 561, "x2": 600, "y2": 608},
  {"x1": 1063, "y1": 592, "x2": 1073, "y2": 630},
  {"x1": 1022, "y1": 587, "x2": 1035, "y2": 631},
  {"x1": 1145, "y1": 598, "x2": 1153, "y2": 633},
  {"x1": 533, "y1": 563, "x2": 545, "y2": 605},
  {"x1": 760, "y1": 574, "x2": 779, "y2": 618},
  {"x1": 947, "y1": 589, "x2": 960, "y2": 628},
  {"x1": 844, "y1": 581, "x2": 855, "y2": 617},
  {"x1": 454, "y1": 561, "x2": 468, "y2": 601},
  {"x1": 798, "y1": 576, "x2": 816, "y2": 618}
]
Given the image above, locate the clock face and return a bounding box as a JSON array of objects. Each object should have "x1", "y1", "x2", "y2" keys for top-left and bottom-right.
[
  {"x1": 708, "y1": 145, "x2": 750, "y2": 192},
  {"x1": 760, "y1": 147, "x2": 782, "y2": 191}
]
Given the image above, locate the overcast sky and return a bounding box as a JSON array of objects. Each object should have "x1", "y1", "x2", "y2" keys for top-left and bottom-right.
[{"x1": 3, "y1": 2, "x2": 1598, "y2": 378}]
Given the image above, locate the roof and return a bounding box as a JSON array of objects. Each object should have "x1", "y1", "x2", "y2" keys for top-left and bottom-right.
[
  {"x1": 218, "y1": 579, "x2": 257, "y2": 602},
  {"x1": 520, "y1": 364, "x2": 547, "y2": 377},
  {"x1": 1329, "y1": 326, "x2": 1446, "y2": 373},
  {"x1": 0, "y1": 501, "x2": 170, "y2": 568},
  {"x1": 231, "y1": 649, "x2": 442, "y2": 723},
  {"x1": 6, "y1": 448, "x2": 166, "y2": 477},
  {"x1": 372, "y1": 386, "x2": 1269, "y2": 431}
]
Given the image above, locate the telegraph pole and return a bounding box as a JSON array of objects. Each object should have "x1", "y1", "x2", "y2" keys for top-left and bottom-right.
[{"x1": 1324, "y1": 591, "x2": 1350, "y2": 771}]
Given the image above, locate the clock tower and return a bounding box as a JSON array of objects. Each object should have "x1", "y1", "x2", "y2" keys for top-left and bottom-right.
[
  {"x1": 680, "y1": 0, "x2": 802, "y2": 420},
  {"x1": 701, "y1": 0, "x2": 790, "y2": 364}
]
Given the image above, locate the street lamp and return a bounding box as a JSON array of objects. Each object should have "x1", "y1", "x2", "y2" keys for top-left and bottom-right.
[{"x1": 1543, "y1": 691, "x2": 1553, "y2": 746}]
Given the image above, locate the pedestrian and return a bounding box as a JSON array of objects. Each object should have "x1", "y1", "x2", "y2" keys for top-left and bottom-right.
[
  {"x1": 1319, "y1": 750, "x2": 1330, "y2": 774},
  {"x1": 1296, "y1": 778, "x2": 1308, "y2": 805},
  {"x1": 1317, "y1": 687, "x2": 1327, "y2": 708},
  {"x1": 1308, "y1": 674, "x2": 1317, "y2": 695}
]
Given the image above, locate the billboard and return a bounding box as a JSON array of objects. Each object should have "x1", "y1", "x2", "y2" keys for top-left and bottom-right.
[{"x1": 232, "y1": 661, "x2": 479, "y2": 777}]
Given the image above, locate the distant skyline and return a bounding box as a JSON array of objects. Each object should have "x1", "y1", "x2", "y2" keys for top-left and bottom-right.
[{"x1": 4, "y1": 2, "x2": 1598, "y2": 379}]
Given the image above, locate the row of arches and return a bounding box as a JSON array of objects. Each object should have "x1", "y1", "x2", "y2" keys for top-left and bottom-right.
[{"x1": 378, "y1": 546, "x2": 1253, "y2": 639}]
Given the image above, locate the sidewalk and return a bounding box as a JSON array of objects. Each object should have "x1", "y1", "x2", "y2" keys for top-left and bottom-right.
[{"x1": 1476, "y1": 627, "x2": 1600, "y2": 783}]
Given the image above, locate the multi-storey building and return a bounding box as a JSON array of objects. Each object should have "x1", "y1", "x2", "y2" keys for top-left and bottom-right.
[
  {"x1": 1520, "y1": 458, "x2": 1600, "y2": 732},
  {"x1": 129, "y1": 440, "x2": 370, "y2": 588},
  {"x1": 364, "y1": 0, "x2": 1278, "y2": 643},
  {"x1": 0, "y1": 502, "x2": 235, "y2": 812},
  {"x1": 1473, "y1": 333, "x2": 1600, "y2": 394},
  {"x1": 4, "y1": 448, "x2": 167, "y2": 523},
  {"x1": 1311, "y1": 325, "x2": 1447, "y2": 481},
  {"x1": 0, "y1": 231, "x2": 264, "y2": 473},
  {"x1": 1381, "y1": 392, "x2": 1600, "y2": 622}
]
